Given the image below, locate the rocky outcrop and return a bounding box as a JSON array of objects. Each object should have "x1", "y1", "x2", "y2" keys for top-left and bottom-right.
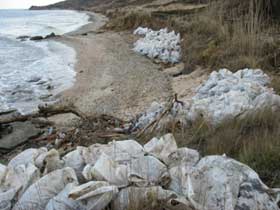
[
  {"x1": 29, "y1": 36, "x2": 44, "y2": 41},
  {"x1": 0, "y1": 134, "x2": 279, "y2": 210}
]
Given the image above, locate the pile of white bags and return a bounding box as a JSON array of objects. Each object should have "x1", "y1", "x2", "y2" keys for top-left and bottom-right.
[
  {"x1": 0, "y1": 133, "x2": 279, "y2": 210},
  {"x1": 133, "y1": 69, "x2": 280, "y2": 128},
  {"x1": 188, "y1": 68, "x2": 280, "y2": 124},
  {"x1": 133, "y1": 27, "x2": 181, "y2": 63}
]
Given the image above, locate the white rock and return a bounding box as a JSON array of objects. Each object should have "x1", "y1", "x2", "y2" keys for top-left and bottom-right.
[
  {"x1": 144, "y1": 133, "x2": 178, "y2": 164},
  {"x1": 13, "y1": 167, "x2": 78, "y2": 210},
  {"x1": 133, "y1": 27, "x2": 181, "y2": 63}
]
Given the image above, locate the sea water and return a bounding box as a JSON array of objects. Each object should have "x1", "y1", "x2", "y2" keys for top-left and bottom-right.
[{"x1": 0, "y1": 10, "x2": 90, "y2": 114}]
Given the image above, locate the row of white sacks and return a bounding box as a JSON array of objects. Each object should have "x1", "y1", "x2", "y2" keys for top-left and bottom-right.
[
  {"x1": 0, "y1": 133, "x2": 279, "y2": 210},
  {"x1": 133, "y1": 27, "x2": 181, "y2": 64},
  {"x1": 132, "y1": 68, "x2": 280, "y2": 130}
]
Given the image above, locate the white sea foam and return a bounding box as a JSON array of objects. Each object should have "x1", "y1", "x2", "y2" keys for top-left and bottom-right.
[{"x1": 0, "y1": 10, "x2": 90, "y2": 113}]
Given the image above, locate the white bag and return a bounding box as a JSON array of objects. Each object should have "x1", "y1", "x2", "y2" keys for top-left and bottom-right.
[
  {"x1": 12, "y1": 167, "x2": 78, "y2": 210},
  {"x1": 167, "y1": 147, "x2": 200, "y2": 168},
  {"x1": 111, "y1": 186, "x2": 179, "y2": 210},
  {"x1": 69, "y1": 181, "x2": 118, "y2": 210},
  {"x1": 186, "y1": 156, "x2": 279, "y2": 210},
  {"x1": 90, "y1": 153, "x2": 129, "y2": 187},
  {"x1": 63, "y1": 147, "x2": 86, "y2": 180},
  {"x1": 8, "y1": 148, "x2": 47, "y2": 169},
  {"x1": 82, "y1": 140, "x2": 144, "y2": 166},
  {"x1": 0, "y1": 189, "x2": 17, "y2": 210},
  {"x1": 4, "y1": 163, "x2": 40, "y2": 199},
  {"x1": 128, "y1": 155, "x2": 170, "y2": 187},
  {"x1": 0, "y1": 164, "x2": 7, "y2": 184},
  {"x1": 144, "y1": 133, "x2": 177, "y2": 164},
  {"x1": 45, "y1": 183, "x2": 86, "y2": 210}
]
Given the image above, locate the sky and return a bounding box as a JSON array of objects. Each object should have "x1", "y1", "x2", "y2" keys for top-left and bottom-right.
[{"x1": 0, "y1": 0, "x2": 63, "y2": 9}]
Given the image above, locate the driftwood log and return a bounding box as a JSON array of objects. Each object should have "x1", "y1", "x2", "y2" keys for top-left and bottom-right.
[{"x1": 0, "y1": 104, "x2": 87, "y2": 125}]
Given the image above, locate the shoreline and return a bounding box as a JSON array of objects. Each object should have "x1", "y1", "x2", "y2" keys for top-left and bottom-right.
[{"x1": 55, "y1": 12, "x2": 172, "y2": 122}]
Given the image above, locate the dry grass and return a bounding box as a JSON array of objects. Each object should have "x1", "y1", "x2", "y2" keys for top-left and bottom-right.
[
  {"x1": 105, "y1": 0, "x2": 280, "y2": 71},
  {"x1": 170, "y1": 109, "x2": 280, "y2": 188},
  {"x1": 180, "y1": 0, "x2": 279, "y2": 71}
]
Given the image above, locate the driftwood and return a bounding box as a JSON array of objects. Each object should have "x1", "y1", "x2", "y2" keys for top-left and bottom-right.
[
  {"x1": 136, "y1": 95, "x2": 177, "y2": 138},
  {"x1": 0, "y1": 104, "x2": 87, "y2": 125}
]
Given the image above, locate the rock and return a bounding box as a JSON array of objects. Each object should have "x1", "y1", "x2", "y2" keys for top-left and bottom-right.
[
  {"x1": 0, "y1": 122, "x2": 41, "y2": 151},
  {"x1": 27, "y1": 76, "x2": 41, "y2": 83},
  {"x1": 45, "y1": 32, "x2": 56, "y2": 39},
  {"x1": 164, "y1": 63, "x2": 184, "y2": 77},
  {"x1": 69, "y1": 181, "x2": 118, "y2": 210},
  {"x1": 16, "y1": 36, "x2": 30, "y2": 41},
  {"x1": 30, "y1": 36, "x2": 43, "y2": 41},
  {"x1": 133, "y1": 27, "x2": 181, "y2": 64},
  {"x1": 144, "y1": 133, "x2": 178, "y2": 164},
  {"x1": 13, "y1": 167, "x2": 78, "y2": 210},
  {"x1": 39, "y1": 94, "x2": 53, "y2": 100}
]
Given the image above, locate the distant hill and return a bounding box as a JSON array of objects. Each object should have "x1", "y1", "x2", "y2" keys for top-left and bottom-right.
[{"x1": 29, "y1": 0, "x2": 155, "y2": 11}]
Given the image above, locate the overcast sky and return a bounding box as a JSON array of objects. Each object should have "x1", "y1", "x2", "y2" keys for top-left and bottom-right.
[{"x1": 0, "y1": 0, "x2": 63, "y2": 9}]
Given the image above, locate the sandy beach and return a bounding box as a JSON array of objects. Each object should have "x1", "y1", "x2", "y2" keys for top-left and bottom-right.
[{"x1": 56, "y1": 12, "x2": 172, "y2": 121}]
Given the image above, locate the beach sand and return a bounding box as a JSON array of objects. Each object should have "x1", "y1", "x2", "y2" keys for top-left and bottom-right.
[{"x1": 54, "y1": 12, "x2": 172, "y2": 122}]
